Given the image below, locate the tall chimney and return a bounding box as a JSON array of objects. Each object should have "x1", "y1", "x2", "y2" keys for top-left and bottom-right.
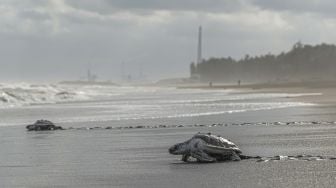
[{"x1": 197, "y1": 26, "x2": 202, "y2": 64}]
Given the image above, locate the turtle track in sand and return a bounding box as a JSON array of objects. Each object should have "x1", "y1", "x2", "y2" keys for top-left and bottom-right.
[
  {"x1": 255, "y1": 155, "x2": 336, "y2": 162},
  {"x1": 59, "y1": 120, "x2": 336, "y2": 131}
]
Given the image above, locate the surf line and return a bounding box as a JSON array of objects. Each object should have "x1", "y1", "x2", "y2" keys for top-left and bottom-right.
[
  {"x1": 67, "y1": 120, "x2": 336, "y2": 130},
  {"x1": 26, "y1": 120, "x2": 336, "y2": 131}
]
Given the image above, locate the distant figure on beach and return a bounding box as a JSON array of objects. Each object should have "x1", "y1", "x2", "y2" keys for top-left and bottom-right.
[
  {"x1": 238, "y1": 80, "x2": 241, "y2": 86},
  {"x1": 209, "y1": 82, "x2": 212, "y2": 87}
]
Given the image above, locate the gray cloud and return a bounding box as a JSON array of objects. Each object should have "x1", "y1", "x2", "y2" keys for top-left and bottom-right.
[
  {"x1": 0, "y1": 0, "x2": 336, "y2": 82},
  {"x1": 251, "y1": 0, "x2": 336, "y2": 16},
  {"x1": 65, "y1": 0, "x2": 245, "y2": 14}
]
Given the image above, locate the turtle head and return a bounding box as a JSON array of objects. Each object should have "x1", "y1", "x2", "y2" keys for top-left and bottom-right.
[{"x1": 169, "y1": 142, "x2": 188, "y2": 155}]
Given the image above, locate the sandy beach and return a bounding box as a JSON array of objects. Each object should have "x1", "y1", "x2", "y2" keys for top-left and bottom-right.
[
  {"x1": 1, "y1": 84, "x2": 336, "y2": 188},
  {"x1": 2, "y1": 122, "x2": 336, "y2": 188},
  {"x1": 2, "y1": 0, "x2": 336, "y2": 187}
]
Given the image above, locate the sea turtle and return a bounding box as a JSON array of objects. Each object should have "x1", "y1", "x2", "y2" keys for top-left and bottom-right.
[
  {"x1": 26, "y1": 119, "x2": 64, "y2": 131},
  {"x1": 169, "y1": 132, "x2": 245, "y2": 162}
]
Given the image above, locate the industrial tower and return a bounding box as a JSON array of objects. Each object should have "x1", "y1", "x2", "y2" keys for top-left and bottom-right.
[{"x1": 197, "y1": 26, "x2": 202, "y2": 64}]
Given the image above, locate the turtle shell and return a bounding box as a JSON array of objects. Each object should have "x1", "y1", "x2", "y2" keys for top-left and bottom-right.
[{"x1": 192, "y1": 133, "x2": 242, "y2": 154}]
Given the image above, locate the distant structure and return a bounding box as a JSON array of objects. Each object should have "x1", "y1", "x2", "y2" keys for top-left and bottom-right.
[
  {"x1": 191, "y1": 42, "x2": 336, "y2": 83},
  {"x1": 197, "y1": 26, "x2": 202, "y2": 64},
  {"x1": 87, "y1": 64, "x2": 97, "y2": 82},
  {"x1": 121, "y1": 61, "x2": 125, "y2": 82},
  {"x1": 190, "y1": 26, "x2": 202, "y2": 80}
]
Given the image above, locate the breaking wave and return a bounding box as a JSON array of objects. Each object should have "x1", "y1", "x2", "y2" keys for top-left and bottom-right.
[
  {"x1": 0, "y1": 83, "x2": 90, "y2": 107},
  {"x1": 0, "y1": 83, "x2": 169, "y2": 108},
  {"x1": 0, "y1": 83, "x2": 323, "y2": 127}
]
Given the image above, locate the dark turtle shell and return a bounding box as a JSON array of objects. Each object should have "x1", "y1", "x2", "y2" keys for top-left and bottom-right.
[
  {"x1": 192, "y1": 133, "x2": 242, "y2": 154},
  {"x1": 26, "y1": 120, "x2": 63, "y2": 131}
]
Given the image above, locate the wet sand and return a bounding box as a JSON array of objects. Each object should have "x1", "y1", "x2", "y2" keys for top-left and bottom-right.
[{"x1": 2, "y1": 120, "x2": 336, "y2": 188}]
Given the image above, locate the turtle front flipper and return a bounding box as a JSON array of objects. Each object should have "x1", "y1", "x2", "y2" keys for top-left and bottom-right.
[
  {"x1": 182, "y1": 154, "x2": 191, "y2": 162},
  {"x1": 191, "y1": 150, "x2": 216, "y2": 162}
]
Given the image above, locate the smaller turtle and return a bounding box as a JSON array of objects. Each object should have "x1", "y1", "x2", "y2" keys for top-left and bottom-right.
[
  {"x1": 26, "y1": 120, "x2": 64, "y2": 131},
  {"x1": 169, "y1": 132, "x2": 245, "y2": 162}
]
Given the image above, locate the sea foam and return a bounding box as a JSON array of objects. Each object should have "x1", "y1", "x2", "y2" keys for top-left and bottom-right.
[{"x1": 0, "y1": 83, "x2": 90, "y2": 107}]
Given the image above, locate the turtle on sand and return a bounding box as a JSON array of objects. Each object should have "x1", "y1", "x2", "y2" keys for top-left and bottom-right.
[
  {"x1": 26, "y1": 119, "x2": 64, "y2": 131},
  {"x1": 169, "y1": 132, "x2": 256, "y2": 162}
]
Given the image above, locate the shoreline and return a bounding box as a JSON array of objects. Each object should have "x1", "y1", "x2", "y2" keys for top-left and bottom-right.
[
  {"x1": 2, "y1": 83, "x2": 334, "y2": 128},
  {"x1": 176, "y1": 81, "x2": 336, "y2": 90},
  {"x1": 177, "y1": 81, "x2": 336, "y2": 105}
]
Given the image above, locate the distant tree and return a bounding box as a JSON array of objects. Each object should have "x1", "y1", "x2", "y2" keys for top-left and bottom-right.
[
  {"x1": 190, "y1": 62, "x2": 197, "y2": 76},
  {"x1": 292, "y1": 41, "x2": 303, "y2": 50},
  {"x1": 192, "y1": 42, "x2": 336, "y2": 83}
]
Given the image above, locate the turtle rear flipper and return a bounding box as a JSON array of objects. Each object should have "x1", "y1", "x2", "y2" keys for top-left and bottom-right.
[
  {"x1": 230, "y1": 152, "x2": 241, "y2": 161},
  {"x1": 191, "y1": 151, "x2": 216, "y2": 162},
  {"x1": 203, "y1": 144, "x2": 236, "y2": 154},
  {"x1": 239, "y1": 155, "x2": 262, "y2": 160}
]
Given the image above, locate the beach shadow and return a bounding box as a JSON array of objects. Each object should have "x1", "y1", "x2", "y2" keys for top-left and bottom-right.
[{"x1": 169, "y1": 159, "x2": 240, "y2": 165}]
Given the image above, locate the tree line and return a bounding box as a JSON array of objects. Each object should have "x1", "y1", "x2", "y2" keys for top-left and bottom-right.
[{"x1": 190, "y1": 42, "x2": 336, "y2": 83}]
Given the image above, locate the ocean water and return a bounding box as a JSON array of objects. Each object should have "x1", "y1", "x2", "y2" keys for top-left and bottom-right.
[
  {"x1": 0, "y1": 83, "x2": 319, "y2": 127},
  {"x1": 2, "y1": 83, "x2": 336, "y2": 188}
]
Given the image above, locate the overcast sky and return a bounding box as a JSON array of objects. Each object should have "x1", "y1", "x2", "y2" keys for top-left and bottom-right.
[{"x1": 1, "y1": 0, "x2": 336, "y2": 82}]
